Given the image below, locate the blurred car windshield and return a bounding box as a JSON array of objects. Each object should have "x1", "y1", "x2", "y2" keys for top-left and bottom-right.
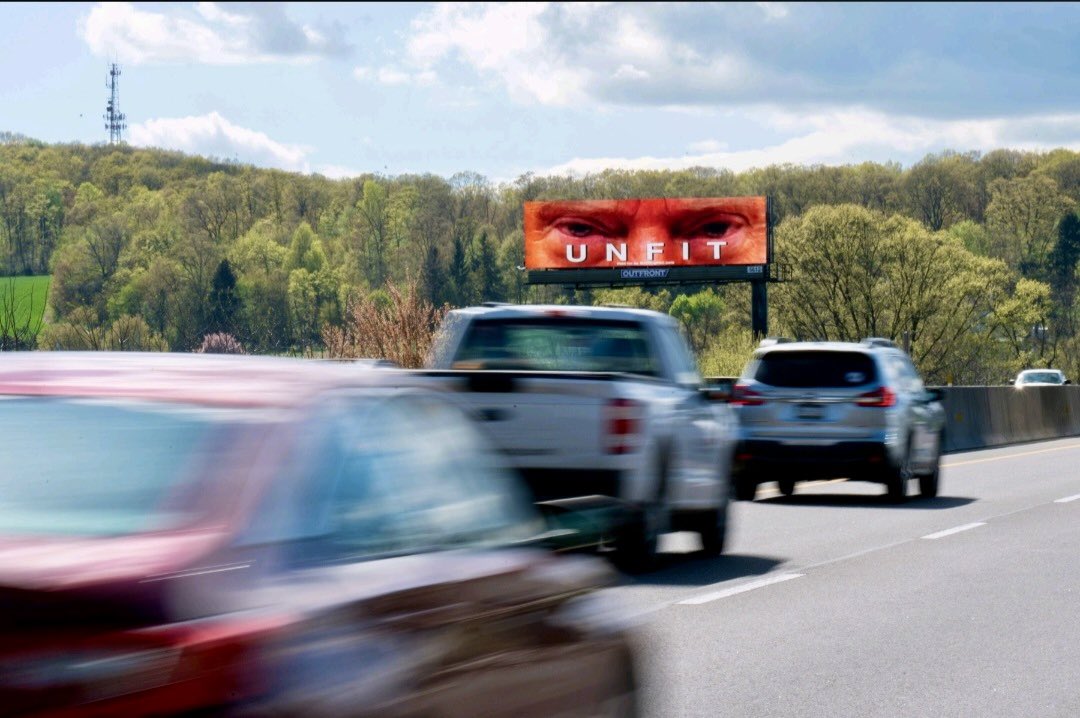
[
  {"x1": 1019, "y1": 371, "x2": 1063, "y2": 384},
  {"x1": 0, "y1": 398, "x2": 254, "y2": 537},
  {"x1": 241, "y1": 393, "x2": 542, "y2": 559},
  {"x1": 455, "y1": 318, "x2": 658, "y2": 376},
  {"x1": 750, "y1": 350, "x2": 877, "y2": 388}
]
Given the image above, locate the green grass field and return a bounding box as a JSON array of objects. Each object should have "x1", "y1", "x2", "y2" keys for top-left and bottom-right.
[{"x1": 0, "y1": 275, "x2": 51, "y2": 336}]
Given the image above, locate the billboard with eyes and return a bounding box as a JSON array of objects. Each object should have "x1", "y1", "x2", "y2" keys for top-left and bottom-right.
[{"x1": 524, "y1": 197, "x2": 769, "y2": 271}]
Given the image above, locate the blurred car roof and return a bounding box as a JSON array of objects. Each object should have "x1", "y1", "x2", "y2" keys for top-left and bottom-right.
[{"x1": 0, "y1": 352, "x2": 399, "y2": 407}]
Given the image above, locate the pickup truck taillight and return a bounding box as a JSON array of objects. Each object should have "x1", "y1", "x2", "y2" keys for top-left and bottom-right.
[
  {"x1": 729, "y1": 383, "x2": 766, "y2": 407},
  {"x1": 605, "y1": 398, "x2": 643, "y2": 455},
  {"x1": 855, "y1": 386, "x2": 897, "y2": 407}
]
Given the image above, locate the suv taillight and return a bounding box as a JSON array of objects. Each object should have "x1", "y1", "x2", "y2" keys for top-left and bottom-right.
[
  {"x1": 729, "y1": 383, "x2": 766, "y2": 407},
  {"x1": 605, "y1": 398, "x2": 642, "y2": 455},
  {"x1": 855, "y1": 386, "x2": 896, "y2": 407}
]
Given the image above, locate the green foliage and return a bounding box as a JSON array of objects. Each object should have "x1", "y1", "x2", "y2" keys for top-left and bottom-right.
[
  {"x1": 1, "y1": 140, "x2": 1079, "y2": 379},
  {"x1": 773, "y1": 204, "x2": 1052, "y2": 384},
  {"x1": 592, "y1": 287, "x2": 673, "y2": 313},
  {"x1": 670, "y1": 290, "x2": 726, "y2": 354},
  {"x1": 697, "y1": 326, "x2": 759, "y2": 378},
  {"x1": 0, "y1": 275, "x2": 49, "y2": 348},
  {"x1": 208, "y1": 259, "x2": 241, "y2": 335}
]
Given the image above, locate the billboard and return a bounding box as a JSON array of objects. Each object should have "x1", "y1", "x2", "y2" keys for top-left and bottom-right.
[{"x1": 524, "y1": 196, "x2": 769, "y2": 271}]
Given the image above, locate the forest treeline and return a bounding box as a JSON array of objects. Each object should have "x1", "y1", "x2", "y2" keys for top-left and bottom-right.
[{"x1": 1, "y1": 131, "x2": 1079, "y2": 383}]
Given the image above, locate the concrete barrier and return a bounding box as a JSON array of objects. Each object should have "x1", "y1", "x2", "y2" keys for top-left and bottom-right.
[{"x1": 938, "y1": 386, "x2": 1080, "y2": 453}]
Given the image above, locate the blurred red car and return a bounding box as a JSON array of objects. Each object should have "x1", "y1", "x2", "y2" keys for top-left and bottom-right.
[{"x1": 0, "y1": 353, "x2": 638, "y2": 717}]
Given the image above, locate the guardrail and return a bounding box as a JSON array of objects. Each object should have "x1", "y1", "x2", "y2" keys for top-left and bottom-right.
[{"x1": 704, "y1": 378, "x2": 1080, "y2": 453}]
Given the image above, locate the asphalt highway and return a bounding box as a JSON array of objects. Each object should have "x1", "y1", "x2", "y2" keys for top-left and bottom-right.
[{"x1": 607, "y1": 437, "x2": 1080, "y2": 717}]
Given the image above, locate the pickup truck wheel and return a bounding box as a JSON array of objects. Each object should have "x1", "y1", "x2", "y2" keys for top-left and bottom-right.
[
  {"x1": 612, "y1": 503, "x2": 661, "y2": 574},
  {"x1": 734, "y1": 478, "x2": 757, "y2": 502},
  {"x1": 690, "y1": 507, "x2": 727, "y2": 557}
]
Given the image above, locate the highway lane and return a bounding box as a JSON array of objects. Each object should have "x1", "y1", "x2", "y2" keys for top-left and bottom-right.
[{"x1": 603, "y1": 437, "x2": 1080, "y2": 717}]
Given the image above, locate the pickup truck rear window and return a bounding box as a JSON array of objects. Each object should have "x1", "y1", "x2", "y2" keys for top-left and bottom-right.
[
  {"x1": 751, "y1": 350, "x2": 878, "y2": 388},
  {"x1": 454, "y1": 318, "x2": 658, "y2": 376}
]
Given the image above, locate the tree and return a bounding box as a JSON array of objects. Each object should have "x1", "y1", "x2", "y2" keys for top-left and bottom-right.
[
  {"x1": 1048, "y1": 213, "x2": 1080, "y2": 335},
  {"x1": 985, "y1": 174, "x2": 1076, "y2": 277},
  {"x1": 323, "y1": 278, "x2": 448, "y2": 368},
  {"x1": 208, "y1": 258, "x2": 241, "y2": 336},
  {"x1": 901, "y1": 152, "x2": 979, "y2": 231},
  {"x1": 773, "y1": 204, "x2": 1029, "y2": 384},
  {"x1": 285, "y1": 223, "x2": 325, "y2": 273},
  {"x1": 468, "y1": 227, "x2": 503, "y2": 303},
  {"x1": 355, "y1": 180, "x2": 389, "y2": 287},
  {"x1": 669, "y1": 290, "x2": 726, "y2": 354},
  {"x1": 449, "y1": 233, "x2": 469, "y2": 306}
]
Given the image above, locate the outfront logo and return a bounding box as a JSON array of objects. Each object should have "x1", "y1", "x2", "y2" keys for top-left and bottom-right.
[{"x1": 620, "y1": 268, "x2": 670, "y2": 280}]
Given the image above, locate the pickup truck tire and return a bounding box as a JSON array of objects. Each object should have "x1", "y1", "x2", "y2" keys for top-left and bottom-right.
[
  {"x1": 734, "y1": 478, "x2": 757, "y2": 502},
  {"x1": 611, "y1": 503, "x2": 661, "y2": 574},
  {"x1": 612, "y1": 449, "x2": 671, "y2": 573},
  {"x1": 688, "y1": 507, "x2": 727, "y2": 557}
]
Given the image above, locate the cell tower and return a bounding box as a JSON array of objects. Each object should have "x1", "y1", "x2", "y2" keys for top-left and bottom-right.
[{"x1": 104, "y1": 63, "x2": 127, "y2": 144}]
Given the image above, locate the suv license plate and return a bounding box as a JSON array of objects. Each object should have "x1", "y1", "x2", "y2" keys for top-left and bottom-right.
[{"x1": 797, "y1": 403, "x2": 825, "y2": 420}]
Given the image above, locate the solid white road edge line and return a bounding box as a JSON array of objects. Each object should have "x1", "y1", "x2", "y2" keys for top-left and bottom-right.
[
  {"x1": 677, "y1": 573, "x2": 805, "y2": 605},
  {"x1": 1054, "y1": 493, "x2": 1080, "y2": 503},
  {"x1": 921, "y1": 522, "x2": 986, "y2": 540}
]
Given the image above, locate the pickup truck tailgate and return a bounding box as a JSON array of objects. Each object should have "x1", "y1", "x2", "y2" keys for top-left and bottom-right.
[{"x1": 403, "y1": 371, "x2": 620, "y2": 466}]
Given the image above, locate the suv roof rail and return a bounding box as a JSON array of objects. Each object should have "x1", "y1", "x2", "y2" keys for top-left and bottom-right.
[
  {"x1": 862, "y1": 337, "x2": 899, "y2": 349},
  {"x1": 758, "y1": 337, "x2": 794, "y2": 348}
]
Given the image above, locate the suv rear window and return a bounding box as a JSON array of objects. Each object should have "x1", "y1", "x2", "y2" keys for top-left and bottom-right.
[{"x1": 752, "y1": 351, "x2": 877, "y2": 388}]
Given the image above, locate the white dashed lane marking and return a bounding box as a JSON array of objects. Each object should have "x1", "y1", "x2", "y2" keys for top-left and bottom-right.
[
  {"x1": 1054, "y1": 493, "x2": 1080, "y2": 504},
  {"x1": 678, "y1": 573, "x2": 805, "y2": 605},
  {"x1": 921, "y1": 522, "x2": 986, "y2": 540}
]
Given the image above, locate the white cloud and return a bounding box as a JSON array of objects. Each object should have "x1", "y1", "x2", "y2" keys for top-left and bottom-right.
[
  {"x1": 405, "y1": 3, "x2": 590, "y2": 105},
  {"x1": 128, "y1": 112, "x2": 311, "y2": 171},
  {"x1": 397, "y1": 3, "x2": 1080, "y2": 121},
  {"x1": 315, "y1": 164, "x2": 364, "y2": 180},
  {"x1": 80, "y1": 2, "x2": 348, "y2": 65},
  {"x1": 756, "y1": 2, "x2": 790, "y2": 20},
  {"x1": 353, "y1": 65, "x2": 437, "y2": 87},
  {"x1": 398, "y1": 3, "x2": 773, "y2": 107},
  {"x1": 543, "y1": 109, "x2": 1080, "y2": 175},
  {"x1": 377, "y1": 67, "x2": 411, "y2": 86},
  {"x1": 688, "y1": 140, "x2": 729, "y2": 153}
]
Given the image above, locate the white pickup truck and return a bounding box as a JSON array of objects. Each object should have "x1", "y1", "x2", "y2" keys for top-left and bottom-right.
[{"x1": 411, "y1": 303, "x2": 736, "y2": 571}]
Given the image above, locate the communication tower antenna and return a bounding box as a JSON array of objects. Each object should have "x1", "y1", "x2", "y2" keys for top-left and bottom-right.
[{"x1": 104, "y1": 63, "x2": 127, "y2": 144}]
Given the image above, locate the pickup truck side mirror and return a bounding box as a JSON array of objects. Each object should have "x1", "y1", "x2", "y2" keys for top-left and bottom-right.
[
  {"x1": 701, "y1": 387, "x2": 732, "y2": 402},
  {"x1": 700, "y1": 378, "x2": 735, "y2": 402}
]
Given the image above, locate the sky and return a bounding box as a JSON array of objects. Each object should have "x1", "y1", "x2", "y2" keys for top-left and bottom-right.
[{"x1": 1, "y1": 2, "x2": 1079, "y2": 182}]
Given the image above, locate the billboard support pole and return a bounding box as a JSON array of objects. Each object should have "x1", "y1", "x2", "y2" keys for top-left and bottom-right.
[{"x1": 751, "y1": 280, "x2": 768, "y2": 339}]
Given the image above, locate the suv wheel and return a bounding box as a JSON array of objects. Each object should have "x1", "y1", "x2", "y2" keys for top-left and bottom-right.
[
  {"x1": 887, "y1": 442, "x2": 912, "y2": 503},
  {"x1": 918, "y1": 444, "x2": 942, "y2": 498},
  {"x1": 778, "y1": 478, "x2": 796, "y2": 496}
]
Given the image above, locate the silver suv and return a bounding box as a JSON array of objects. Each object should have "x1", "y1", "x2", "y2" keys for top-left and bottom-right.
[{"x1": 730, "y1": 338, "x2": 945, "y2": 502}]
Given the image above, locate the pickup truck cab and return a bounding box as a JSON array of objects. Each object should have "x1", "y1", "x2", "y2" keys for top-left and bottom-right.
[{"x1": 418, "y1": 303, "x2": 736, "y2": 571}]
